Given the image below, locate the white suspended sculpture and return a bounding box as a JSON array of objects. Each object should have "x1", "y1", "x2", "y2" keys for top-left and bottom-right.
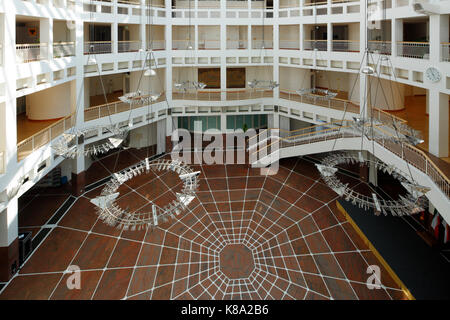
[
  {"x1": 296, "y1": 88, "x2": 338, "y2": 101},
  {"x1": 118, "y1": 91, "x2": 161, "y2": 105},
  {"x1": 52, "y1": 125, "x2": 129, "y2": 159},
  {"x1": 91, "y1": 159, "x2": 200, "y2": 231},
  {"x1": 248, "y1": 79, "x2": 279, "y2": 90},
  {"x1": 316, "y1": 152, "x2": 430, "y2": 216},
  {"x1": 174, "y1": 81, "x2": 207, "y2": 91},
  {"x1": 350, "y1": 116, "x2": 424, "y2": 146}
]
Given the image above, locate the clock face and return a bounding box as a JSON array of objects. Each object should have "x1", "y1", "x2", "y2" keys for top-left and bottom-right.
[{"x1": 425, "y1": 67, "x2": 441, "y2": 83}]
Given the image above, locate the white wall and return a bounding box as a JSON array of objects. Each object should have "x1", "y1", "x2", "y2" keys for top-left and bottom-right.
[
  {"x1": 198, "y1": 25, "x2": 220, "y2": 41},
  {"x1": 130, "y1": 68, "x2": 165, "y2": 95},
  {"x1": 279, "y1": 67, "x2": 309, "y2": 91},
  {"x1": 369, "y1": 77, "x2": 405, "y2": 110},
  {"x1": 128, "y1": 122, "x2": 158, "y2": 149},
  {"x1": 26, "y1": 81, "x2": 72, "y2": 120},
  {"x1": 246, "y1": 66, "x2": 273, "y2": 86},
  {"x1": 89, "y1": 73, "x2": 124, "y2": 97}
]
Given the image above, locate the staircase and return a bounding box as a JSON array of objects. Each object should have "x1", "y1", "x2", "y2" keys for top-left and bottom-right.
[{"x1": 249, "y1": 121, "x2": 450, "y2": 225}]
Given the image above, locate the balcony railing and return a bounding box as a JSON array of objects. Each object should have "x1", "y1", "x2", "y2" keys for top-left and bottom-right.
[
  {"x1": 198, "y1": 40, "x2": 221, "y2": 50},
  {"x1": 279, "y1": 40, "x2": 300, "y2": 50},
  {"x1": 84, "y1": 93, "x2": 166, "y2": 122},
  {"x1": 441, "y1": 42, "x2": 450, "y2": 62},
  {"x1": 279, "y1": 90, "x2": 360, "y2": 114},
  {"x1": 331, "y1": 40, "x2": 359, "y2": 52},
  {"x1": 172, "y1": 40, "x2": 193, "y2": 50},
  {"x1": 172, "y1": 89, "x2": 273, "y2": 101},
  {"x1": 396, "y1": 41, "x2": 429, "y2": 59},
  {"x1": 147, "y1": 40, "x2": 166, "y2": 51},
  {"x1": 118, "y1": 40, "x2": 141, "y2": 53},
  {"x1": 17, "y1": 114, "x2": 75, "y2": 162},
  {"x1": 0, "y1": 151, "x2": 4, "y2": 174},
  {"x1": 226, "y1": 40, "x2": 248, "y2": 49},
  {"x1": 84, "y1": 41, "x2": 113, "y2": 54},
  {"x1": 368, "y1": 40, "x2": 392, "y2": 55},
  {"x1": 252, "y1": 40, "x2": 274, "y2": 49},
  {"x1": 53, "y1": 42, "x2": 76, "y2": 58},
  {"x1": 16, "y1": 43, "x2": 48, "y2": 63},
  {"x1": 303, "y1": 39, "x2": 327, "y2": 51}
]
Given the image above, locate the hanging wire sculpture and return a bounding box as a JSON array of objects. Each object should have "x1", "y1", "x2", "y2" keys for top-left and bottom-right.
[
  {"x1": 314, "y1": 0, "x2": 430, "y2": 216},
  {"x1": 91, "y1": 0, "x2": 186, "y2": 231},
  {"x1": 52, "y1": 0, "x2": 130, "y2": 159},
  {"x1": 316, "y1": 152, "x2": 429, "y2": 216},
  {"x1": 91, "y1": 159, "x2": 200, "y2": 230}
]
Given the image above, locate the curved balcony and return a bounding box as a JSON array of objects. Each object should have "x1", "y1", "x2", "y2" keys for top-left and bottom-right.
[
  {"x1": 172, "y1": 89, "x2": 273, "y2": 101},
  {"x1": 17, "y1": 114, "x2": 75, "y2": 162},
  {"x1": 84, "y1": 93, "x2": 167, "y2": 122}
]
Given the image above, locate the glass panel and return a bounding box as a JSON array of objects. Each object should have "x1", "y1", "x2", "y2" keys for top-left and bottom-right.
[
  {"x1": 260, "y1": 114, "x2": 267, "y2": 127},
  {"x1": 244, "y1": 115, "x2": 253, "y2": 129},
  {"x1": 253, "y1": 114, "x2": 260, "y2": 128},
  {"x1": 227, "y1": 115, "x2": 235, "y2": 130},
  {"x1": 235, "y1": 115, "x2": 244, "y2": 130},
  {"x1": 207, "y1": 116, "x2": 217, "y2": 130}
]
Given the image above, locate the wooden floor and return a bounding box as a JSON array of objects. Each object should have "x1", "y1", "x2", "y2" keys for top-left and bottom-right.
[
  {"x1": 17, "y1": 113, "x2": 60, "y2": 145},
  {"x1": 89, "y1": 91, "x2": 123, "y2": 108},
  {"x1": 387, "y1": 95, "x2": 450, "y2": 164},
  {"x1": 0, "y1": 149, "x2": 409, "y2": 300}
]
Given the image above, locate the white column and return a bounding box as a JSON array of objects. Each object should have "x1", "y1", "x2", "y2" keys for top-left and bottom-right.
[
  {"x1": 140, "y1": 0, "x2": 146, "y2": 51},
  {"x1": 327, "y1": 23, "x2": 332, "y2": 52},
  {"x1": 428, "y1": 90, "x2": 449, "y2": 158},
  {"x1": 221, "y1": 114, "x2": 227, "y2": 133},
  {"x1": 392, "y1": 19, "x2": 402, "y2": 57},
  {"x1": 429, "y1": 14, "x2": 448, "y2": 64},
  {"x1": 112, "y1": 22, "x2": 118, "y2": 54},
  {"x1": 279, "y1": 115, "x2": 290, "y2": 131},
  {"x1": 2, "y1": 6, "x2": 17, "y2": 175},
  {"x1": 157, "y1": 118, "x2": 167, "y2": 154},
  {"x1": 221, "y1": 24, "x2": 227, "y2": 101},
  {"x1": 0, "y1": 198, "x2": 18, "y2": 249},
  {"x1": 268, "y1": 113, "x2": 279, "y2": 128},
  {"x1": 40, "y1": 18, "x2": 52, "y2": 61},
  {"x1": 273, "y1": 9, "x2": 279, "y2": 100}
]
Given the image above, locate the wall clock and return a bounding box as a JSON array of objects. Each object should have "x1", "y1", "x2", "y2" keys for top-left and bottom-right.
[{"x1": 425, "y1": 67, "x2": 441, "y2": 83}]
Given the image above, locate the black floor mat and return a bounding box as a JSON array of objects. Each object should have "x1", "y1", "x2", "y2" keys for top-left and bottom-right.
[{"x1": 339, "y1": 200, "x2": 450, "y2": 300}]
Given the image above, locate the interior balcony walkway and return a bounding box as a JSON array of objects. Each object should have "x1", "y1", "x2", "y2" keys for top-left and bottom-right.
[{"x1": 385, "y1": 95, "x2": 450, "y2": 164}]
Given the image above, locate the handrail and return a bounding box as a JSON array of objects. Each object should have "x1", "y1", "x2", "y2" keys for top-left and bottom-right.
[
  {"x1": 17, "y1": 113, "x2": 75, "y2": 161},
  {"x1": 84, "y1": 92, "x2": 166, "y2": 121},
  {"x1": 251, "y1": 126, "x2": 450, "y2": 197}
]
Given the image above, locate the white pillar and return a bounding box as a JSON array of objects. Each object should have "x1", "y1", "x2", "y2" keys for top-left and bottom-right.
[
  {"x1": 221, "y1": 114, "x2": 227, "y2": 133},
  {"x1": 157, "y1": 118, "x2": 167, "y2": 154},
  {"x1": 279, "y1": 115, "x2": 290, "y2": 131},
  {"x1": 140, "y1": 0, "x2": 146, "y2": 51},
  {"x1": 2, "y1": 3, "x2": 17, "y2": 175},
  {"x1": 41, "y1": 18, "x2": 52, "y2": 61},
  {"x1": 112, "y1": 22, "x2": 118, "y2": 54},
  {"x1": 392, "y1": 19, "x2": 402, "y2": 57},
  {"x1": 327, "y1": 23, "x2": 332, "y2": 52},
  {"x1": 428, "y1": 90, "x2": 449, "y2": 158},
  {"x1": 430, "y1": 14, "x2": 448, "y2": 64},
  {"x1": 0, "y1": 198, "x2": 19, "y2": 281}
]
